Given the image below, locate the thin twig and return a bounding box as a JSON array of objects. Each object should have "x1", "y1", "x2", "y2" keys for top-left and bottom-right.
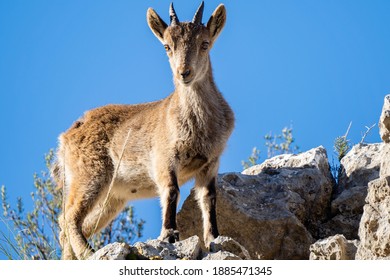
[
  {"x1": 360, "y1": 123, "x2": 376, "y2": 144},
  {"x1": 86, "y1": 128, "x2": 132, "y2": 257},
  {"x1": 344, "y1": 121, "x2": 352, "y2": 138}
]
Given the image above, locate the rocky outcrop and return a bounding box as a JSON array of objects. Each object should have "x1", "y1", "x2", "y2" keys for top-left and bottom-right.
[
  {"x1": 319, "y1": 143, "x2": 382, "y2": 240},
  {"x1": 324, "y1": 96, "x2": 388, "y2": 241},
  {"x1": 319, "y1": 185, "x2": 367, "y2": 240},
  {"x1": 337, "y1": 143, "x2": 382, "y2": 193},
  {"x1": 355, "y1": 98, "x2": 390, "y2": 259},
  {"x1": 380, "y1": 137, "x2": 390, "y2": 177},
  {"x1": 131, "y1": 236, "x2": 202, "y2": 260},
  {"x1": 379, "y1": 95, "x2": 390, "y2": 143},
  {"x1": 178, "y1": 146, "x2": 333, "y2": 259},
  {"x1": 355, "y1": 177, "x2": 390, "y2": 259},
  {"x1": 309, "y1": 234, "x2": 359, "y2": 260},
  {"x1": 89, "y1": 235, "x2": 249, "y2": 260},
  {"x1": 314, "y1": 94, "x2": 390, "y2": 260}
]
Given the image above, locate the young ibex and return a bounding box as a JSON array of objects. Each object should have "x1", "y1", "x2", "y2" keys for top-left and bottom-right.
[{"x1": 52, "y1": 2, "x2": 234, "y2": 259}]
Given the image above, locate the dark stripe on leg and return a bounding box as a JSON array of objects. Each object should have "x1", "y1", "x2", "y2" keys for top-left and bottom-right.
[
  {"x1": 164, "y1": 185, "x2": 179, "y2": 230},
  {"x1": 163, "y1": 170, "x2": 180, "y2": 243},
  {"x1": 207, "y1": 178, "x2": 219, "y2": 238}
]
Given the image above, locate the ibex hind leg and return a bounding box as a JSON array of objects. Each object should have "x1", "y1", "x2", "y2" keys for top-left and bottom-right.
[
  {"x1": 62, "y1": 180, "x2": 107, "y2": 260},
  {"x1": 81, "y1": 196, "x2": 127, "y2": 239},
  {"x1": 59, "y1": 213, "x2": 76, "y2": 260}
]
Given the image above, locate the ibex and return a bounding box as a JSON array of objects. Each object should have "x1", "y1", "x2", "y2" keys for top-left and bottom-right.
[{"x1": 52, "y1": 2, "x2": 234, "y2": 260}]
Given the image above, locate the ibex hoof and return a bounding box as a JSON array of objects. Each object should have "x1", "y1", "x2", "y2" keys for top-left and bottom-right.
[
  {"x1": 159, "y1": 229, "x2": 180, "y2": 243},
  {"x1": 204, "y1": 235, "x2": 218, "y2": 252},
  {"x1": 168, "y1": 230, "x2": 180, "y2": 243},
  {"x1": 207, "y1": 241, "x2": 216, "y2": 252}
]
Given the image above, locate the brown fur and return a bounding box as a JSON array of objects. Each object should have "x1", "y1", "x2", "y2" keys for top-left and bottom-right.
[{"x1": 52, "y1": 3, "x2": 234, "y2": 259}]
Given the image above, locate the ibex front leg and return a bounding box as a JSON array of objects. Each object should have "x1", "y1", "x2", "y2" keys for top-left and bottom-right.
[
  {"x1": 158, "y1": 170, "x2": 180, "y2": 243},
  {"x1": 195, "y1": 162, "x2": 220, "y2": 250}
]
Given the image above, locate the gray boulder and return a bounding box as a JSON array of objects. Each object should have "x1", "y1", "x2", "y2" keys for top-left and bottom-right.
[
  {"x1": 89, "y1": 242, "x2": 132, "y2": 260},
  {"x1": 309, "y1": 234, "x2": 358, "y2": 260},
  {"x1": 131, "y1": 235, "x2": 202, "y2": 260},
  {"x1": 379, "y1": 94, "x2": 390, "y2": 143},
  {"x1": 337, "y1": 143, "x2": 382, "y2": 193},
  {"x1": 210, "y1": 236, "x2": 251, "y2": 260},
  {"x1": 202, "y1": 250, "x2": 241, "y2": 260},
  {"x1": 178, "y1": 146, "x2": 334, "y2": 259},
  {"x1": 356, "y1": 177, "x2": 390, "y2": 259}
]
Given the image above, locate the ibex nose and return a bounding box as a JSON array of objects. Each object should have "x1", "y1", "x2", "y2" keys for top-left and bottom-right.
[{"x1": 180, "y1": 69, "x2": 191, "y2": 79}]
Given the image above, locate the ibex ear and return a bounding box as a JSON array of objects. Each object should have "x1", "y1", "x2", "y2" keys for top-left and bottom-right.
[
  {"x1": 206, "y1": 4, "x2": 226, "y2": 43},
  {"x1": 147, "y1": 8, "x2": 168, "y2": 44}
]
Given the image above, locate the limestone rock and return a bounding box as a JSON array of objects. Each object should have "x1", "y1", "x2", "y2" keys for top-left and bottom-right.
[
  {"x1": 319, "y1": 186, "x2": 367, "y2": 239},
  {"x1": 355, "y1": 97, "x2": 390, "y2": 259},
  {"x1": 132, "y1": 240, "x2": 173, "y2": 260},
  {"x1": 89, "y1": 242, "x2": 132, "y2": 260},
  {"x1": 309, "y1": 234, "x2": 359, "y2": 260},
  {"x1": 337, "y1": 143, "x2": 382, "y2": 193},
  {"x1": 356, "y1": 177, "x2": 390, "y2": 259},
  {"x1": 211, "y1": 236, "x2": 251, "y2": 260},
  {"x1": 331, "y1": 186, "x2": 368, "y2": 215},
  {"x1": 89, "y1": 235, "x2": 248, "y2": 260},
  {"x1": 202, "y1": 250, "x2": 241, "y2": 260},
  {"x1": 178, "y1": 146, "x2": 334, "y2": 259},
  {"x1": 380, "y1": 143, "x2": 390, "y2": 177},
  {"x1": 323, "y1": 143, "x2": 383, "y2": 239},
  {"x1": 319, "y1": 213, "x2": 362, "y2": 241},
  {"x1": 379, "y1": 94, "x2": 390, "y2": 143},
  {"x1": 173, "y1": 235, "x2": 203, "y2": 260},
  {"x1": 243, "y1": 146, "x2": 332, "y2": 180},
  {"x1": 132, "y1": 235, "x2": 202, "y2": 260}
]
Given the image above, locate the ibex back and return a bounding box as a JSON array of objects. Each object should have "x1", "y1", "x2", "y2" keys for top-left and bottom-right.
[{"x1": 52, "y1": 2, "x2": 234, "y2": 260}]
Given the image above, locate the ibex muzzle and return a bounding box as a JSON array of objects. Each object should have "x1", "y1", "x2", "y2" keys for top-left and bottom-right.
[{"x1": 53, "y1": 1, "x2": 234, "y2": 260}]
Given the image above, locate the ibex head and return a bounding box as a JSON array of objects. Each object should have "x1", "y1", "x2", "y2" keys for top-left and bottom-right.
[{"x1": 147, "y1": 2, "x2": 226, "y2": 86}]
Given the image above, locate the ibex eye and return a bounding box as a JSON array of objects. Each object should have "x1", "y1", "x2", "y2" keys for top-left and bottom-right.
[
  {"x1": 201, "y1": 42, "x2": 209, "y2": 50},
  {"x1": 164, "y1": 45, "x2": 171, "y2": 52}
]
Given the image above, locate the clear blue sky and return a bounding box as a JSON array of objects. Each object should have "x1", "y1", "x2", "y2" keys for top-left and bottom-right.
[{"x1": 0, "y1": 0, "x2": 388, "y2": 258}]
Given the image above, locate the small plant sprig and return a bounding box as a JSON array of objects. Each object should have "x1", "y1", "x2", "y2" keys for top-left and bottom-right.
[
  {"x1": 265, "y1": 126, "x2": 300, "y2": 158},
  {"x1": 242, "y1": 125, "x2": 300, "y2": 169},
  {"x1": 334, "y1": 122, "x2": 352, "y2": 161},
  {"x1": 241, "y1": 147, "x2": 260, "y2": 170}
]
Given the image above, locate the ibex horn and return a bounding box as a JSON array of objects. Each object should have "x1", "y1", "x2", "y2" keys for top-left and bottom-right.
[
  {"x1": 169, "y1": 3, "x2": 180, "y2": 25},
  {"x1": 192, "y1": 1, "x2": 204, "y2": 25}
]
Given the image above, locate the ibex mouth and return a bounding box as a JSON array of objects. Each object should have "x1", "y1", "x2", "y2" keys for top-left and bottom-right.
[{"x1": 181, "y1": 78, "x2": 193, "y2": 86}]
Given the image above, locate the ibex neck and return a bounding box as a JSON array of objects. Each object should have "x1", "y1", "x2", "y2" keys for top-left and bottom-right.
[
  {"x1": 177, "y1": 74, "x2": 219, "y2": 105},
  {"x1": 173, "y1": 65, "x2": 221, "y2": 128}
]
